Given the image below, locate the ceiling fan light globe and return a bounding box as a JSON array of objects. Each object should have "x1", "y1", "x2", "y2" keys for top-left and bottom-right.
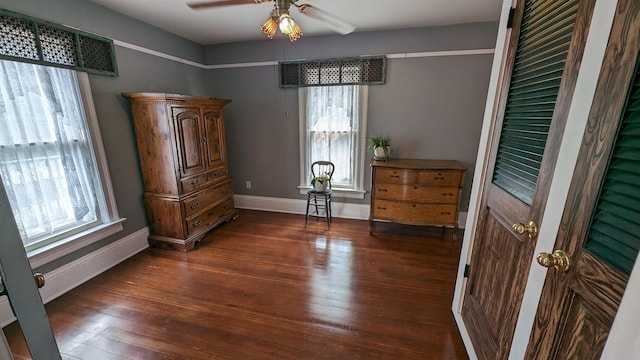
[{"x1": 278, "y1": 13, "x2": 295, "y2": 34}]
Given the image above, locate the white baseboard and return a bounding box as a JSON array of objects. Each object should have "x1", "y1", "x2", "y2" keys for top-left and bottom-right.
[
  {"x1": 234, "y1": 194, "x2": 467, "y2": 228},
  {"x1": 0, "y1": 227, "x2": 149, "y2": 327}
]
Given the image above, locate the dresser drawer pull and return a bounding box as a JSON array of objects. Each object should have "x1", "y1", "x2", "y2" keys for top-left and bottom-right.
[
  {"x1": 390, "y1": 175, "x2": 400, "y2": 179},
  {"x1": 378, "y1": 189, "x2": 388, "y2": 193},
  {"x1": 213, "y1": 171, "x2": 224, "y2": 177},
  {"x1": 223, "y1": 202, "x2": 231, "y2": 209},
  {"x1": 377, "y1": 206, "x2": 387, "y2": 210},
  {"x1": 442, "y1": 193, "x2": 455, "y2": 196},
  {"x1": 190, "y1": 178, "x2": 200, "y2": 185},
  {"x1": 434, "y1": 176, "x2": 445, "y2": 180},
  {"x1": 190, "y1": 202, "x2": 200, "y2": 209},
  {"x1": 440, "y1": 212, "x2": 451, "y2": 215},
  {"x1": 192, "y1": 220, "x2": 202, "y2": 227},
  {"x1": 221, "y1": 188, "x2": 231, "y2": 194},
  {"x1": 412, "y1": 204, "x2": 417, "y2": 208}
]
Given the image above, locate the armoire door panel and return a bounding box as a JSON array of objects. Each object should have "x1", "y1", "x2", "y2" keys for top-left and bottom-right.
[
  {"x1": 203, "y1": 109, "x2": 226, "y2": 170},
  {"x1": 173, "y1": 107, "x2": 205, "y2": 177}
]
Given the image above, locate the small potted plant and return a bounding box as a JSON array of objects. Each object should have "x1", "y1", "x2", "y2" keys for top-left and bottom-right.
[
  {"x1": 311, "y1": 173, "x2": 330, "y2": 191},
  {"x1": 368, "y1": 135, "x2": 390, "y2": 160}
]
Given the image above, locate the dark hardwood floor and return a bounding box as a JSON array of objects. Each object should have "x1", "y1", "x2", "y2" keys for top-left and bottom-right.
[{"x1": 4, "y1": 210, "x2": 469, "y2": 360}]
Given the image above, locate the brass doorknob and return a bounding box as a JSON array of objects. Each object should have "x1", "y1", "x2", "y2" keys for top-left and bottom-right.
[
  {"x1": 536, "y1": 250, "x2": 570, "y2": 272},
  {"x1": 33, "y1": 273, "x2": 45, "y2": 288},
  {"x1": 512, "y1": 220, "x2": 539, "y2": 239}
]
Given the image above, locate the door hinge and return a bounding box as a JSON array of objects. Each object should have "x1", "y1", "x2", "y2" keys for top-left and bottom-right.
[
  {"x1": 464, "y1": 264, "x2": 470, "y2": 278},
  {"x1": 507, "y1": 7, "x2": 516, "y2": 29}
]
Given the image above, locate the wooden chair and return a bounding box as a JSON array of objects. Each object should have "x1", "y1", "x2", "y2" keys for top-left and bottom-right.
[{"x1": 305, "y1": 161, "x2": 335, "y2": 228}]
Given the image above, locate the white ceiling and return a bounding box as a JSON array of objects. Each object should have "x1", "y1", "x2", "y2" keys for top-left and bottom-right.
[{"x1": 89, "y1": 0, "x2": 503, "y2": 45}]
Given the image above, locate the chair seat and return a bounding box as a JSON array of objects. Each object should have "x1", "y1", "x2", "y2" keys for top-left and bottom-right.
[{"x1": 307, "y1": 189, "x2": 332, "y2": 195}]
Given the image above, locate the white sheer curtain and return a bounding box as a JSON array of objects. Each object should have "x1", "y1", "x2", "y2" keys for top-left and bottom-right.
[
  {"x1": 0, "y1": 60, "x2": 100, "y2": 248},
  {"x1": 305, "y1": 85, "x2": 359, "y2": 188}
]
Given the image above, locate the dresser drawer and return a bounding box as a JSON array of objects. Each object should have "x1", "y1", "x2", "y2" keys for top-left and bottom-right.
[
  {"x1": 374, "y1": 168, "x2": 417, "y2": 184},
  {"x1": 372, "y1": 200, "x2": 458, "y2": 225},
  {"x1": 182, "y1": 180, "x2": 233, "y2": 218},
  {"x1": 418, "y1": 170, "x2": 463, "y2": 187},
  {"x1": 373, "y1": 184, "x2": 459, "y2": 203},
  {"x1": 186, "y1": 197, "x2": 234, "y2": 235}
]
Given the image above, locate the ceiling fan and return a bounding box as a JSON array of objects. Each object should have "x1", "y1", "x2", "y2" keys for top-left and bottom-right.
[{"x1": 187, "y1": 0, "x2": 355, "y2": 42}]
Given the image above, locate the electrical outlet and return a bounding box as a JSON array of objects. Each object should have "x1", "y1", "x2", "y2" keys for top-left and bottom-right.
[{"x1": 245, "y1": 180, "x2": 251, "y2": 189}]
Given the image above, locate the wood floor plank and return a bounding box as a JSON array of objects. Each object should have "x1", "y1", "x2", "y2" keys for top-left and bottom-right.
[{"x1": 3, "y1": 210, "x2": 468, "y2": 359}]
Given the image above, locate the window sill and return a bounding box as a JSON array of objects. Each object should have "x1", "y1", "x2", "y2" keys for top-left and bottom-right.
[
  {"x1": 298, "y1": 186, "x2": 366, "y2": 199},
  {"x1": 27, "y1": 218, "x2": 126, "y2": 269}
]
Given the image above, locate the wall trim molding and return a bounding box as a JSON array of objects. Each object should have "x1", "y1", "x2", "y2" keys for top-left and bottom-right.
[
  {"x1": 0, "y1": 227, "x2": 149, "y2": 328},
  {"x1": 113, "y1": 38, "x2": 494, "y2": 70},
  {"x1": 234, "y1": 194, "x2": 467, "y2": 228}
]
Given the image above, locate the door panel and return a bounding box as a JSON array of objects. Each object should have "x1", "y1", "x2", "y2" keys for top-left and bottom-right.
[
  {"x1": 526, "y1": 0, "x2": 640, "y2": 356},
  {"x1": 461, "y1": 0, "x2": 596, "y2": 358},
  {"x1": 553, "y1": 290, "x2": 610, "y2": 360}
]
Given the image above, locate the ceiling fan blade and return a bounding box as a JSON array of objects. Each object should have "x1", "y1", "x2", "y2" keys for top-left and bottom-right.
[
  {"x1": 297, "y1": 4, "x2": 355, "y2": 35},
  {"x1": 188, "y1": 0, "x2": 272, "y2": 10}
]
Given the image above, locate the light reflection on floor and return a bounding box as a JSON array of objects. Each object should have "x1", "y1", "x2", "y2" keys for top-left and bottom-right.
[{"x1": 308, "y1": 235, "x2": 354, "y2": 330}]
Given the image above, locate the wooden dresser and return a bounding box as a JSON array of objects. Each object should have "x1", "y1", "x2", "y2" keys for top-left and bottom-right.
[
  {"x1": 369, "y1": 159, "x2": 466, "y2": 234},
  {"x1": 123, "y1": 93, "x2": 237, "y2": 252}
]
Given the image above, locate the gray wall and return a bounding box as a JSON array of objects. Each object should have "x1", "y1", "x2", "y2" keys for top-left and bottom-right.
[
  {"x1": 0, "y1": 0, "x2": 208, "y2": 273},
  {"x1": 205, "y1": 23, "x2": 497, "y2": 210}
]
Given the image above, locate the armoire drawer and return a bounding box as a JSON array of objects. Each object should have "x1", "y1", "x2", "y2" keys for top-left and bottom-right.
[
  {"x1": 180, "y1": 173, "x2": 208, "y2": 193},
  {"x1": 207, "y1": 167, "x2": 228, "y2": 183},
  {"x1": 182, "y1": 180, "x2": 233, "y2": 218},
  {"x1": 186, "y1": 198, "x2": 234, "y2": 235}
]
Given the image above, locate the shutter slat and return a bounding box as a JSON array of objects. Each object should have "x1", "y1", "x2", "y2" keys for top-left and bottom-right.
[
  {"x1": 584, "y1": 54, "x2": 640, "y2": 275},
  {"x1": 590, "y1": 223, "x2": 638, "y2": 250},
  {"x1": 492, "y1": 0, "x2": 580, "y2": 205},
  {"x1": 512, "y1": 58, "x2": 567, "y2": 79}
]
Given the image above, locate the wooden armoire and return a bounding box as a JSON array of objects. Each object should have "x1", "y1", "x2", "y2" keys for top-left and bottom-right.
[{"x1": 122, "y1": 93, "x2": 236, "y2": 252}]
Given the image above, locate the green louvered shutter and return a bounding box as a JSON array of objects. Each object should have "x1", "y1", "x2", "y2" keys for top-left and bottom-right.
[
  {"x1": 584, "y1": 60, "x2": 640, "y2": 275},
  {"x1": 492, "y1": 0, "x2": 580, "y2": 204}
]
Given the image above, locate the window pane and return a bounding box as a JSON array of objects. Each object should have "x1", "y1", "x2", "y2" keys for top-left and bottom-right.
[
  {"x1": 306, "y1": 85, "x2": 360, "y2": 189},
  {"x1": 0, "y1": 60, "x2": 102, "y2": 250}
]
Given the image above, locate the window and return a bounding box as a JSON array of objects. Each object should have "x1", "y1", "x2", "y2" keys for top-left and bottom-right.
[
  {"x1": 0, "y1": 59, "x2": 122, "y2": 266},
  {"x1": 299, "y1": 85, "x2": 368, "y2": 198}
]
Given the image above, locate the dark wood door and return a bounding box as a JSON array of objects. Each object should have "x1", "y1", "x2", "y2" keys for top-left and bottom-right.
[
  {"x1": 203, "y1": 109, "x2": 226, "y2": 171},
  {"x1": 526, "y1": 1, "x2": 640, "y2": 358},
  {"x1": 460, "y1": 0, "x2": 595, "y2": 358},
  {"x1": 172, "y1": 107, "x2": 205, "y2": 177}
]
